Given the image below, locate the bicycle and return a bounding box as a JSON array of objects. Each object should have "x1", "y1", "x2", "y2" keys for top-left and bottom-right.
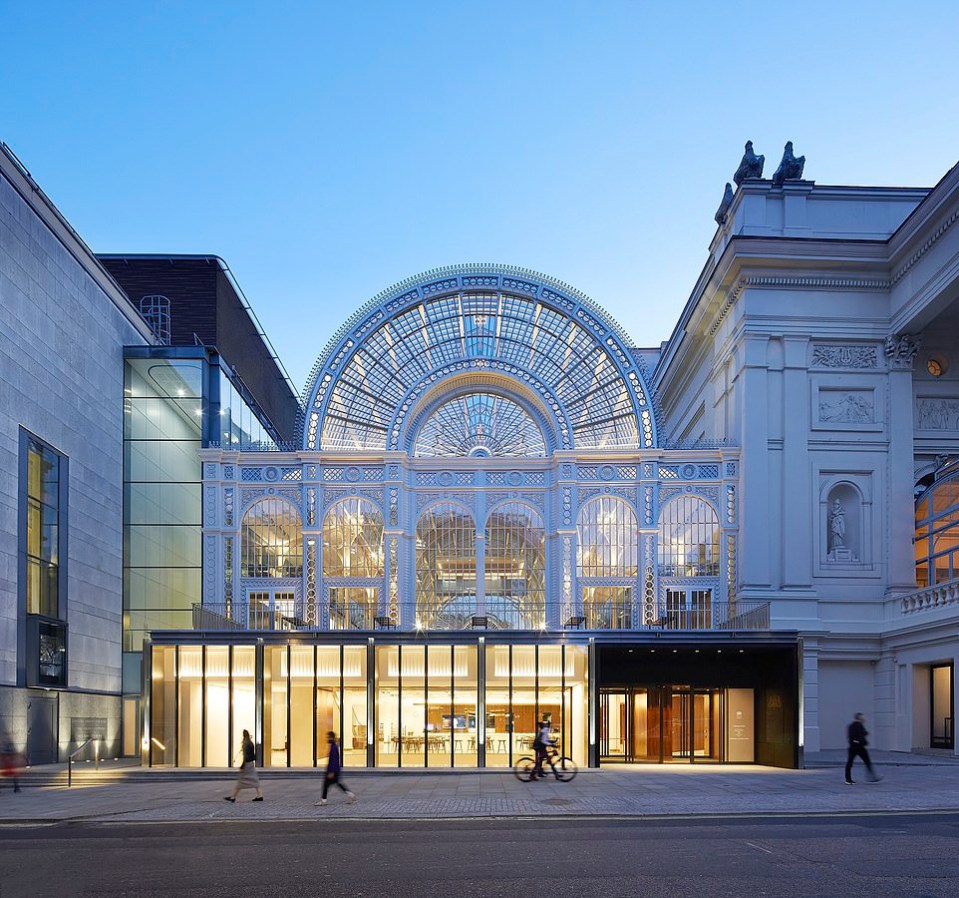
[{"x1": 513, "y1": 741, "x2": 577, "y2": 782}]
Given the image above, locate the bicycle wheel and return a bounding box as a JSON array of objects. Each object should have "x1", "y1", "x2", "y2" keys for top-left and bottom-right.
[
  {"x1": 552, "y1": 756, "x2": 578, "y2": 782},
  {"x1": 514, "y1": 756, "x2": 537, "y2": 782}
]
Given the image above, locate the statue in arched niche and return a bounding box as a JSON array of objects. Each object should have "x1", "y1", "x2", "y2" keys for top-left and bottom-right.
[{"x1": 826, "y1": 487, "x2": 859, "y2": 562}]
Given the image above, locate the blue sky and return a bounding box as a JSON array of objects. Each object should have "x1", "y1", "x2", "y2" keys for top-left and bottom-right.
[{"x1": 4, "y1": 1, "x2": 958, "y2": 391}]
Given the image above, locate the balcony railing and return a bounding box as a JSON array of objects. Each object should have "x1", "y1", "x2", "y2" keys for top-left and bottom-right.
[
  {"x1": 192, "y1": 600, "x2": 770, "y2": 633},
  {"x1": 899, "y1": 578, "x2": 959, "y2": 615}
]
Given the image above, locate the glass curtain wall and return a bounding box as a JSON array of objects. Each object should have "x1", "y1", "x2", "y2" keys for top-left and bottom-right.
[{"x1": 124, "y1": 358, "x2": 203, "y2": 664}]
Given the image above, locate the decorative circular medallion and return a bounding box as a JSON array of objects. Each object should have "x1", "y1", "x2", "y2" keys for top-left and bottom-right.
[
  {"x1": 599, "y1": 464, "x2": 615, "y2": 481},
  {"x1": 264, "y1": 467, "x2": 279, "y2": 481},
  {"x1": 345, "y1": 466, "x2": 362, "y2": 483},
  {"x1": 438, "y1": 471, "x2": 454, "y2": 487},
  {"x1": 507, "y1": 471, "x2": 523, "y2": 486},
  {"x1": 681, "y1": 464, "x2": 696, "y2": 479}
]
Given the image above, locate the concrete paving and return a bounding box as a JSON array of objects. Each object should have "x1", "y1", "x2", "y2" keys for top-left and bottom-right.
[{"x1": 2, "y1": 751, "x2": 959, "y2": 825}]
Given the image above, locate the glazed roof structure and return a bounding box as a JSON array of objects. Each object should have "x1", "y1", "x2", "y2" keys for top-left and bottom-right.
[{"x1": 301, "y1": 264, "x2": 657, "y2": 453}]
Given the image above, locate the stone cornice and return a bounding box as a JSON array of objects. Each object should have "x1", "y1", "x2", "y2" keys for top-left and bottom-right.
[
  {"x1": 708, "y1": 275, "x2": 891, "y2": 337},
  {"x1": 890, "y1": 205, "x2": 959, "y2": 286}
]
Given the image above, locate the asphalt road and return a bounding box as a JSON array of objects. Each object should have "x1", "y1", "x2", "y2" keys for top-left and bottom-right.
[{"x1": 1, "y1": 813, "x2": 958, "y2": 898}]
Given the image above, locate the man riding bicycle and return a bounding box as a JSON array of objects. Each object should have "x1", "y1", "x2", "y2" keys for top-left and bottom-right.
[{"x1": 532, "y1": 714, "x2": 553, "y2": 780}]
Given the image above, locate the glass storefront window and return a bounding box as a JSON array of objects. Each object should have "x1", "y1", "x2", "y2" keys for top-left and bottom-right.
[
  {"x1": 290, "y1": 646, "x2": 315, "y2": 766},
  {"x1": 150, "y1": 646, "x2": 177, "y2": 765},
  {"x1": 204, "y1": 646, "x2": 230, "y2": 767},
  {"x1": 484, "y1": 645, "x2": 511, "y2": 767},
  {"x1": 151, "y1": 639, "x2": 592, "y2": 770},
  {"x1": 264, "y1": 646, "x2": 288, "y2": 767},
  {"x1": 426, "y1": 646, "x2": 453, "y2": 764},
  {"x1": 375, "y1": 646, "x2": 399, "y2": 767},
  {"x1": 342, "y1": 647, "x2": 368, "y2": 767},
  {"x1": 231, "y1": 647, "x2": 256, "y2": 765},
  {"x1": 401, "y1": 646, "x2": 426, "y2": 768},
  {"x1": 177, "y1": 646, "x2": 203, "y2": 767},
  {"x1": 453, "y1": 646, "x2": 477, "y2": 766}
]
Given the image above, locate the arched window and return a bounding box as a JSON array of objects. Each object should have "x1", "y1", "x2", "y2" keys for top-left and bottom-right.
[
  {"x1": 241, "y1": 498, "x2": 302, "y2": 578},
  {"x1": 577, "y1": 497, "x2": 638, "y2": 577},
  {"x1": 413, "y1": 393, "x2": 548, "y2": 458},
  {"x1": 485, "y1": 502, "x2": 546, "y2": 627},
  {"x1": 915, "y1": 470, "x2": 959, "y2": 587},
  {"x1": 657, "y1": 496, "x2": 720, "y2": 577},
  {"x1": 323, "y1": 498, "x2": 384, "y2": 577},
  {"x1": 416, "y1": 503, "x2": 476, "y2": 627}
]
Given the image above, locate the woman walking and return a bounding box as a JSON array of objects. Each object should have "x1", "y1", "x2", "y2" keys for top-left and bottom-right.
[{"x1": 225, "y1": 729, "x2": 263, "y2": 802}]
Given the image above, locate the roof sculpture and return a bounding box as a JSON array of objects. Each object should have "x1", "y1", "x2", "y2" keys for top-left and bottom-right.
[{"x1": 301, "y1": 264, "x2": 657, "y2": 453}]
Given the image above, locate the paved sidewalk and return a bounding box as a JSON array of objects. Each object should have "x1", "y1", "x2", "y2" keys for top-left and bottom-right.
[{"x1": 3, "y1": 752, "x2": 959, "y2": 824}]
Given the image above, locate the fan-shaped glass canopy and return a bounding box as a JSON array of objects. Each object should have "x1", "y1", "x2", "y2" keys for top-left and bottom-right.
[
  {"x1": 309, "y1": 284, "x2": 653, "y2": 452},
  {"x1": 413, "y1": 392, "x2": 547, "y2": 458}
]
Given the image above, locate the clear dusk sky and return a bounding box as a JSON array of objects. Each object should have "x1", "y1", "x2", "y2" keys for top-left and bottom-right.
[{"x1": 4, "y1": 1, "x2": 958, "y2": 391}]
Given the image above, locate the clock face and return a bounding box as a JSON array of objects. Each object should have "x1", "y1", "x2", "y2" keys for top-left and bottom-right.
[{"x1": 928, "y1": 359, "x2": 943, "y2": 377}]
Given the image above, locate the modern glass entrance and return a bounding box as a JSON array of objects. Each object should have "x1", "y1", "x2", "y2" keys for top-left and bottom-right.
[{"x1": 600, "y1": 686, "x2": 752, "y2": 763}]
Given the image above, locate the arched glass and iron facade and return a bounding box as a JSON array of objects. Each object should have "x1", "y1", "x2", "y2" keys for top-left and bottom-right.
[{"x1": 152, "y1": 265, "x2": 783, "y2": 772}]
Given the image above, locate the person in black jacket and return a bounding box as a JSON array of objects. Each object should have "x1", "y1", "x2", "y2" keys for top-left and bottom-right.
[
  {"x1": 316, "y1": 731, "x2": 355, "y2": 806},
  {"x1": 845, "y1": 713, "x2": 882, "y2": 784}
]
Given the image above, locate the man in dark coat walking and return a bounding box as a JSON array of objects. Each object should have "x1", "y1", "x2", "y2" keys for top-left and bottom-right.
[
  {"x1": 845, "y1": 712, "x2": 882, "y2": 784},
  {"x1": 316, "y1": 731, "x2": 356, "y2": 805}
]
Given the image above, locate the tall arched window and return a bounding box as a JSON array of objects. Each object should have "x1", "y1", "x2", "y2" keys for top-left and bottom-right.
[
  {"x1": 915, "y1": 470, "x2": 959, "y2": 587},
  {"x1": 657, "y1": 496, "x2": 719, "y2": 576},
  {"x1": 323, "y1": 498, "x2": 384, "y2": 577},
  {"x1": 241, "y1": 498, "x2": 302, "y2": 578},
  {"x1": 485, "y1": 502, "x2": 546, "y2": 628},
  {"x1": 577, "y1": 497, "x2": 638, "y2": 577},
  {"x1": 577, "y1": 497, "x2": 638, "y2": 629},
  {"x1": 416, "y1": 503, "x2": 476, "y2": 627}
]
